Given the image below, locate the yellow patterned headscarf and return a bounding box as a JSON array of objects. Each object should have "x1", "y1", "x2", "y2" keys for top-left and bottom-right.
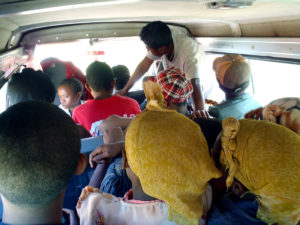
[
  {"x1": 125, "y1": 94, "x2": 221, "y2": 225},
  {"x1": 220, "y1": 117, "x2": 300, "y2": 225},
  {"x1": 143, "y1": 80, "x2": 165, "y2": 110}
]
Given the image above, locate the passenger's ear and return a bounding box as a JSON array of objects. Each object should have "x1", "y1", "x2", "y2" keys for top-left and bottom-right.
[
  {"x1": 110, "y1": 80, "x2": 116, "y2": 89},
  {"x1": 157, "y1": 46, "x2": 167, "y2": 55},
  {"x1": 85, "y1": 83, "x2": 91, "y2": 92},
  {"x1": 77, "y1": 91, "x2": 83, "y2": 99},
  {"x1": 75, "y1": 153, "x2": 88, "y2": 175}
]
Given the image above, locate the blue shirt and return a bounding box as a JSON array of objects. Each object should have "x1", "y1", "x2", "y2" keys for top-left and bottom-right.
[{"x1": 209, "y1": 93, "x2": 261, "y2": 121}]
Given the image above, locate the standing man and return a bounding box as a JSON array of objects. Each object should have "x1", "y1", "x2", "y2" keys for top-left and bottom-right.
[{"x1": 118, "y1": 21, "x2": 206, "y2": 111}]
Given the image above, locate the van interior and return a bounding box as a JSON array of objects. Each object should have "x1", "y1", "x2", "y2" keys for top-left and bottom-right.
[{"x1": 0, "y1": 0, "x2": 299, "y2": 221}]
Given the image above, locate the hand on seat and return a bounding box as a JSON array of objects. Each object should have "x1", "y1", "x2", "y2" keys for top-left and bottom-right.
[
  {"x1": 244, "y1": 107, "x2": 263, "y2": 120},
  {"x1": 89, "y1": 142, "x2": 124, "y2": 168},
  {"x1": 191, "y1": 110, "x2": 211, "y2": 120}
]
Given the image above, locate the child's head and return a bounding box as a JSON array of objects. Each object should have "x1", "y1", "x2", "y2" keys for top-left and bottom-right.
[
  {"x1": 140, "y1": 21, "x2": 172, "y2": 56},
  {"x1": 213, "y1": 54, "x2": 250, "y2": 96},
  {"x1": 112, "y1": 65, "x2": 130, "y2": 91},
  {"x1": 6, "y1": 68, "x2": 56, "y2": 107},
  {"x1": 0, "y1": 101, "x2": 86, "y2": 209},
  {"x1": 58, "y1": 78, "x2": 83, "y2": 110},
  {"x1": 86, "y1": 61, "x2": 114, "y2": 95}
]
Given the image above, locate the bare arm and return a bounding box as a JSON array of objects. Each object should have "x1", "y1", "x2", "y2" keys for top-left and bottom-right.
[
  {"x1": 99, "y1": 115, "x2": 133, "y2": 134},
  {"x1": 191, "y1": 78, "x2": 205, "y2": 111},
  {"x1": 88, "y1": 162, "x2": 110, "y2": 188},
  {"x1": 117, "y1": 56, "x2": 153, "y2": 96}
]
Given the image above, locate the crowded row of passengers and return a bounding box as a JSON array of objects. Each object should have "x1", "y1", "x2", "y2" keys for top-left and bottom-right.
[{"x1": 0, "y1": 20, "x2": 299, "y2": 225}]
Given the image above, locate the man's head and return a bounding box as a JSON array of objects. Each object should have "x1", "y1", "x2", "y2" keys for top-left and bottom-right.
[
  {"x1": 213, "y1": 54, "x2": 251, "y2": 96},
  {"x1": 112, "y1": 65, "x2": 130, "y2": 91},
  {"x1": 7, "y1": 68, "x2": 56, "y2": 107},
  {"x1": 86, "y1": 61, "x2": 114, "y2": 94},
  {"x1": 140, "y1": 21, "x2": 172, "y2": 56},
  {"x1": 0, "y1": 101, "x2": 85, "y2": 209}
]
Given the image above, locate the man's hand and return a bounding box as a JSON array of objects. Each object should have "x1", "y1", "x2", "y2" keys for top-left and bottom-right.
[
  {"x1": 89, "y1": 142, "x2": 124, "y2": 168},
  {"x1": 244, "y1": 107, "x2": 263, "y2": 120},
  {"x1": 99, "y1": 115, "x2": 133, "y2": 134},
  {"x1": 115, "y1": 88, "x2": 127, "y2": 96},
  {"x1": 191, "y1": 110, "x2": 210, "y2": 120}
]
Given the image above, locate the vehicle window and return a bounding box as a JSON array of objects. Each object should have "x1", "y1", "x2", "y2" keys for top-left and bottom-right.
[
  {"x1": 204, "y1": 53, "x2": 300, "y2": 106},
  {"x1": 248, "y1": 59, "x2": 300, "y2": 105},
  {"x1": 34, "y1": 37, "x2": 149, "y2": 91}
]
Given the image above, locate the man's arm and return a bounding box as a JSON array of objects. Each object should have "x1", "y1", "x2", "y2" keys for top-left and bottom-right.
[
  {"x1": 191, "y1": 78, "x2": 205, "y2": 111},
  {"x1": 117, "y1": 56, "x2": 153, "y2": 96},
  {"x1": 99, "y1": 115, "x2": 133, "y2": 134}
]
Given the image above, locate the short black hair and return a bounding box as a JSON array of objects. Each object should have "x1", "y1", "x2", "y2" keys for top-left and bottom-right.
[
  {"x1": 112, "y1": 65, "x2": 130, "y2": 90},
  {"x1": 0, "y1": 101, "x2": 80, "y2": 208},
  {"x1": 140, "y1": 21, "x2": 172, "y2": 50},
  {"x1": 59, "y1": 78, "x2": 83, "y2": 94},
  {"x1": 86, "y1": 61, "x2": 113, "y2": 92},
  {"x1": 193, "y1": 117, "x2": 222, "y2": 150},
  {"x1": 7, "y1": 68, "x2": 56, "y2": 106}
]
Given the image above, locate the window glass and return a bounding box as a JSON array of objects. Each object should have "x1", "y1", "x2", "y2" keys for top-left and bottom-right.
[
  {"x1": 204, "y1": 53, "x2": 300, "y2": 106},
  {"x1": 248, "y1": 59, "x2": 300, "y2": 105},
  {"x1": 34, "y1": 37, "x2": 149, "y2": 91}
]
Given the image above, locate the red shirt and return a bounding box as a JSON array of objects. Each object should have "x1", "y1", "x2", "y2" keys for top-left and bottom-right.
[{"x1": 73, "y1": 95, "x2": 141, "y2": 136}]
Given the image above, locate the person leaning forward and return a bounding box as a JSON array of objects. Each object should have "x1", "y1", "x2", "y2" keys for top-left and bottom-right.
[{"x1": 117, "y1": 21, "x2": 207, "y2": 111}]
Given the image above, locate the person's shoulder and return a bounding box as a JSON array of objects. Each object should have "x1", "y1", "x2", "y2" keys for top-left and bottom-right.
[
  {"x1": 73, "y1": 100, "x2": 94, "y2": 115},
  {"x1": 77, "y1": 186, "x2": 121, "y2": 209},
  {"x1": 114, "y1": 95, "x2": 139, "y2": 104}
]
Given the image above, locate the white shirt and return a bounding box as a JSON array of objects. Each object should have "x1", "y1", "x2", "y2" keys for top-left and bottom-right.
[
  {"x1": 59, "y1": 100, "x2": 85, "y2": 116},
  {"x1": 146, "y1": 27, "x2": 216, "y2": 98},
  {"x1": 76, "y1": 185, "x2": 212, "y2": 225},
  {"x1": 77, "y1": 189, "x2": 177, "y2": 225},
  {"x1": 146, "y1": 27, "x2": 206, "y2": 81}
]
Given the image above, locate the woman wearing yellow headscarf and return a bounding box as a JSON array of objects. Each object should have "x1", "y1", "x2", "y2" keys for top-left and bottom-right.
[
  {"x1": 125, "y1": 87, "x2": 222, "y2": 225},
  {"x1": 218, "y1": 117, "x2": 300, "y2": 225}
]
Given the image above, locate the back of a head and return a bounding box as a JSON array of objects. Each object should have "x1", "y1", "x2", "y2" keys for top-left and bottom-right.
[
  {"x1": 7, "y1": 68, "x2": 56, "y2": 107},
  {"x1": 220, "y1": 117, "x2": 300, "y2": 225},
  {"x1": 112, "y1": 65, "x2": 130, "y2": 90},
  {"x1": 139, "y1": 21, "x2": 172, "y2": 50},
  {"x1": 86, "y1": 61, "x2": 113, "y2": 92},
  {"x1": 59, "y1": 77, "x2": 83, "y2": 94},
  {"x1": 157, "y1": 67, "x2": 193, "y2": 105},
  {"x1": 0, "y1": 101, "x2": 81, "y2": 209},
  {"x1": 40, "y1": 58, "x2": 66, "y2": 89},
  {"x1": 125, "y1": 101, "x2": 221, "y2": 224},
  {"x1": 213, "y1": 54, "x2": 250, "y2": 94}
]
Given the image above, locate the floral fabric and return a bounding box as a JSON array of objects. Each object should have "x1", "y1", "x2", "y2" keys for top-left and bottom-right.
[{"x1": 262, "y1": 97, "x2": 300, "y2": 135}]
